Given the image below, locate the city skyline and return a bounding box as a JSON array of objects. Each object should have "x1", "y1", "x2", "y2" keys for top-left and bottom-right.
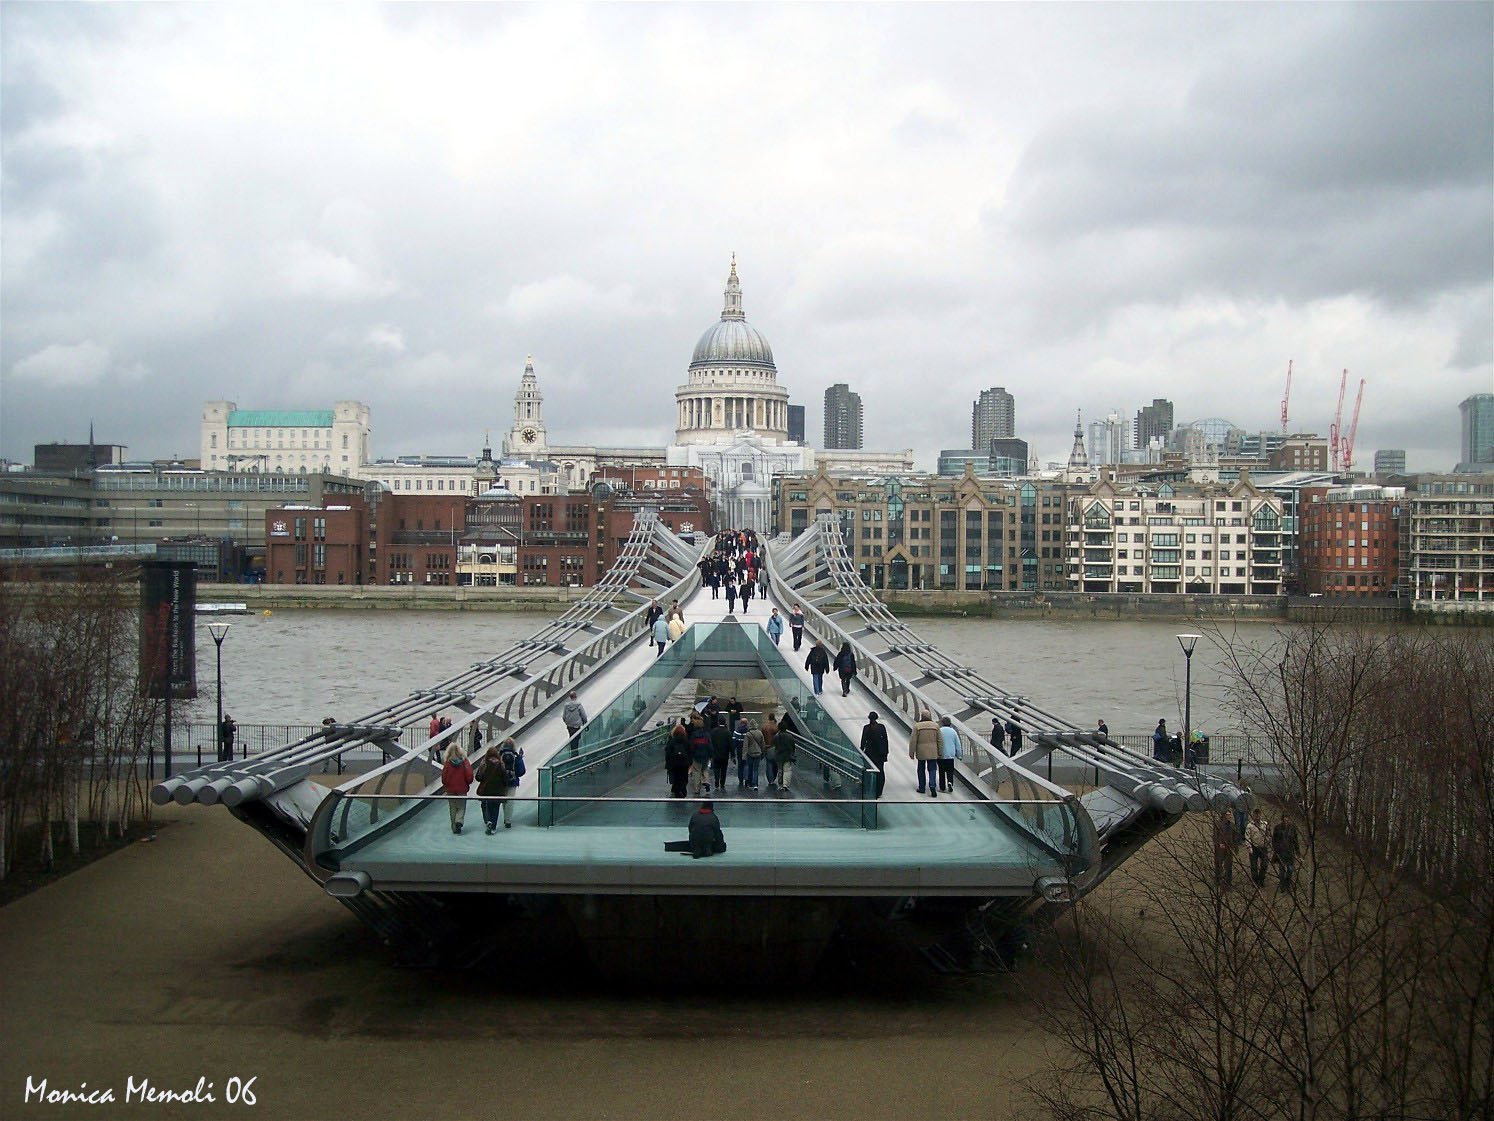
[{"x1": 2, "y1": 5, "x2": 1490, "y2": 471}]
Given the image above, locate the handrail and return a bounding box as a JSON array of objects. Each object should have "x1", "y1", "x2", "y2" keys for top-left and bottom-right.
[
  {"x1": 302, "y1": 517, "x2": 711, "y2": 879},
  {"x1": 776, "y1": 729, "x2": 878, "y2": 828},
  {"x1": 159, "y1": 512, "x2": 707, "y2": 808},
  {"x1": 776, "y1": 514, "x2": 1244, "y2": 813},
  {"x1": 765, "y1": 518, "x2": 1098, "y2": 876}
]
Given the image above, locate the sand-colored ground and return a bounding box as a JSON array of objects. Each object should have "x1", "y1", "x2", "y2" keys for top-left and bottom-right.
[{"x1": 0, "y1": 799, "x2": 1081, "y2": 1121}]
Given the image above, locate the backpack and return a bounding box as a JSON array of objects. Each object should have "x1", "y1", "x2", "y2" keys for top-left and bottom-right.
[{"x1": 500, "y1": 749, "x2": 523, "y2": 785}]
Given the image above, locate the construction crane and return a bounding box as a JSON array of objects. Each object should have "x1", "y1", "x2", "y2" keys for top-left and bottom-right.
[
  {"x1": 1341, "y1": 378, "x2": 1366, "y2": 473},
  {"x1": 1280, "y1": 359, "x2": 1293, "y2": 432},
  {"x1": 1329, "y1": 369, "x2": 1348, "y2": 472}
]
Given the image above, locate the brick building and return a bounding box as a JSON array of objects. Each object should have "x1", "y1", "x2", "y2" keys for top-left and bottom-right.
[
  {"x1": 264, "y1": 484, "x2": 712, "y2": 589},
  {"x1": 1269, "y1": 434, "x2": 1331, "y2": 472},
  {"x1": 601, "y1": 490, "x2": 713, "y2": 559},
  {"x1": 265, "y1": 491, "x2": 468, "y2": 586},
  {"x1": 373, "y1": 492, "x2": 468, "y2": 586},
  {"x1": 1297, "y1": 485, "x2": 1403, "y2": 596},
  {"x1": 592, "y1": 464, "x2": 712, "y2": 499},
  {"x1": 265, "y1": 498, "x2": 370, "y2": 585}
]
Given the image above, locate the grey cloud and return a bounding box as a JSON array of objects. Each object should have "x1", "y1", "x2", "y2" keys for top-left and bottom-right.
[
  {"x1": 0, "y1": 4, "x2": 1487, "y2": 478},
  {"x1": 1006, "y1": 3, "x2": 1492, "y2": 317}
]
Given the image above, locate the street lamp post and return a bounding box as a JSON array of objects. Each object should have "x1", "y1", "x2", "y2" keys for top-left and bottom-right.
[
  {"x1": 1177, "y1": 634, "x2": 1201, "y2": 768},
  {"x1": 207, "y1": 622, "x2": 232, "y2": 761}
]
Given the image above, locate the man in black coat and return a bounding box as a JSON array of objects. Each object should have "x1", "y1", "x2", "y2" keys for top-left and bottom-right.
[
  {"x1": 709, "y1": 715, "x2": 732, "y2": 792},
  {"x1": 1004, "y1": 717, "x2": 1022, "y2": 755},
  {"x1": 218, "y1": 714, "x2": 236, "y2": 762},
  {"x1": 688, "y1": 801, "x2": 726, "y2": 858},
  {"x1": 860, "y1": 712, "x2": 889, "y2": 798}
]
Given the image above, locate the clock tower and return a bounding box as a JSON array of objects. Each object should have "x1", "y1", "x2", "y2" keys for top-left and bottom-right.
[{"x1": 503, "y1": 355, "x2": 549, "y2": 457}]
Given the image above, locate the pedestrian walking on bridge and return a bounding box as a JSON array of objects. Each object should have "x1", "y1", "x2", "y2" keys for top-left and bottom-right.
[
  {"x1": 861, "y1": 713, "x2": 889, "y2": 798},
  {"x1": 441, "y1": 743, "x2": 474, "y2": 834},
  {"x1": 909, "y1": 710, "x2": 941, "y2": 797}
]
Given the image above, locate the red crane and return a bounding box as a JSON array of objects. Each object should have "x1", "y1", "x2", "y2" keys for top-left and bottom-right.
[
  {"x1": 1341, "y1": 378, "x2": 1366, "y2": 473},
  {"x1": 1280, "y1": 359, "x2": 1293, "y2": 432},
  {"x1": 1329, "y1": 368, "x2": 1348, "y2": 472}
]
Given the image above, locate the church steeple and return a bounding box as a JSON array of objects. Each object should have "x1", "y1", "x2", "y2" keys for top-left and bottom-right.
[
  {"x1": 721, "y1": 253, "x2": 745, "y2": 321},
  {"x1": 503, "y1": 354, "x2": 548, "y2": 457},
  {"x1": 1067, "y1": 410, "x2": 1089, "y2": 469}
]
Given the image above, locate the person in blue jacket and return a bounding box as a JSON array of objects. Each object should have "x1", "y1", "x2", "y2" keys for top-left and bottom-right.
[
  {"x1": 765, "y1": 608, "x2": 784, "y2": 646},
  {"x1": 937, "y1": 715, "x2": 963, "y2": 793}
]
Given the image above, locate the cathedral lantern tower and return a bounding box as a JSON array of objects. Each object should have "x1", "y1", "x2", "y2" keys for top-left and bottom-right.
[
  {"x1": 503, "y1": 355, "x2": 549, "y2": 457},
  {"x1": 674, "y1": 255, "x2": 790, "y2": 445}
]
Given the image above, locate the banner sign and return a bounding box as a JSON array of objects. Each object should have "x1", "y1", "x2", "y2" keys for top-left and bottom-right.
[{"x1": 140, "y1": 560, "x2": 198, "y2": 699}]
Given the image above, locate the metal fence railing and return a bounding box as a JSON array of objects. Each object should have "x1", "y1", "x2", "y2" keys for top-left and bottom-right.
[{"x1": 139, "y1": 722, "x2": 431, "y2": 776}]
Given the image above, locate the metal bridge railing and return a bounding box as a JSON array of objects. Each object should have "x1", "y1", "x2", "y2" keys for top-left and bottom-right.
[
  {"x1": 766, "y1": 523, "x2": 1095, "y2": 860},
  {"x1": 155, "y1": 511, "x2": 708, "y2": 815}
]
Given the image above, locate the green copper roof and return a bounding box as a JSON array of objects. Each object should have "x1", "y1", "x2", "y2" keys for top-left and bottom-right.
[{"x1": 227, "y1": 410, "x2": 334, "y2": 428}]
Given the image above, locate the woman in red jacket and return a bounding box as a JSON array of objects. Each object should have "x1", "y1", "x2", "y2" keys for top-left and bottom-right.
[{"x1": 441, "y1": 742, "x2": 474, "y2": 834}]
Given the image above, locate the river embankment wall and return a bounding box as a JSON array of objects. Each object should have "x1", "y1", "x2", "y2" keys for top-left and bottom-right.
[
  {"x1": 6, "y1": 579, "x2": 1488, "y2": 624},
  {"x1": 881, "y1": 590, "x2": 1489, "y2": 626}
]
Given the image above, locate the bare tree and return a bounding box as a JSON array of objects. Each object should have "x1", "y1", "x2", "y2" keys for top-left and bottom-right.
[
  {"x1": 1027, "y1": 622, "x2": 1493, "y2": 1121},
  {"x1": 0, "y1": 573, "x2": 159, "y2": 881}
]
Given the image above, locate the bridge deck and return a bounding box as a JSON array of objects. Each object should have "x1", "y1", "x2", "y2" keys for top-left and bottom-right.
[
  {"x1": 513, "y1": 585, "x2": 975, "y2": 802},
  {"x1": 324, "y1": 588, "x2": 1065, "y2": 896},
  {"x1": 340, "y1": 792, "x2": 1056, "y2": 896}
]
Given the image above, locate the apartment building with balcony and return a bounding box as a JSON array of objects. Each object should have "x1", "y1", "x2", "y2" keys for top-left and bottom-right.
[
  {"x1": 1066, "y1": 471, "x2": 1284, "y2": 595},
  {"x1": 1402, "y1": 474, "x2": 1494, "y2": 603}
]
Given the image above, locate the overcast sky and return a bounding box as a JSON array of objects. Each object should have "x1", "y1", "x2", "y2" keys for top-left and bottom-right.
[{"x1": 3, "y1": 3, "x2": 1491, "y2": 472}]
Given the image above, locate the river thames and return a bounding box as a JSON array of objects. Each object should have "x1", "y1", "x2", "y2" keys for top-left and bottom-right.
[{"x1": 186, "y1": 607, "x2": 1277, "y2": 738}]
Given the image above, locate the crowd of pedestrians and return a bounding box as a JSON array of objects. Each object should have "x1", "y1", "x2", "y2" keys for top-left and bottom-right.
[
  {"x1": 1214, "y1": 797, "x2": 1299, "y2": 892},
  {"x1": 657, "y1": 697, "x2": 799, "y2": 796},
  {"x1": 700, "y1": 529, "x2": 767, "y2": 613}
]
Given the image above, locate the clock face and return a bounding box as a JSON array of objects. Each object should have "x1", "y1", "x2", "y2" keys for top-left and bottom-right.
[{"x1": 521, "y1": 427, "x2": 537, "y2": 443}]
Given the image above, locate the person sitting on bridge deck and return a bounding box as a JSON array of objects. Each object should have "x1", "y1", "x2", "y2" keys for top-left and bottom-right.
[{"x1": 687, "y1": 801, "x2": 726, "y2": 858}]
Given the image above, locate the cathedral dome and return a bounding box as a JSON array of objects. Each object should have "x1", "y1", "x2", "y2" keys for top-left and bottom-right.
[
  {"x1": 674, "y1": 256, "x2": 790, "y2": 447},
  {"x1": 690, "y1": 318, "x2": 775, "y2": 370},
  {"x1": 687, "y1": 255, "x2": 777, "y2": 374}
]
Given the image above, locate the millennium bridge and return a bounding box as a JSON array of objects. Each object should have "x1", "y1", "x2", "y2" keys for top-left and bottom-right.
[{"x1": 154, "y1": 513, "x2": 1241, "y2": 978}]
